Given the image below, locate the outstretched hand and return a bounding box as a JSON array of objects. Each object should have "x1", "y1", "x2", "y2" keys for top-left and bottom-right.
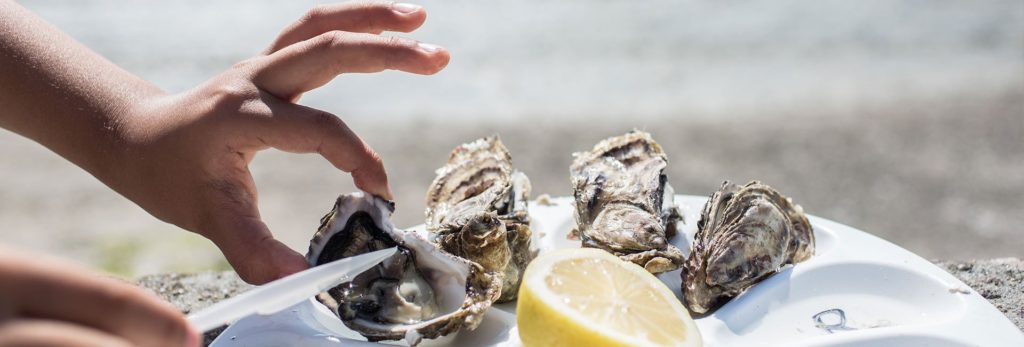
[
  {"x1": 0, "y1": 1, "x2": 449, "y2": 284},
  {"x1": 112, "y1": 2, "x2": 450, "y2": 284}
]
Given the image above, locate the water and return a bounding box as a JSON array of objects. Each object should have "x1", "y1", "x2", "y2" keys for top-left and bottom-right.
[{"x1": 21, "y1": 0, "x2": 1023, "y2": 121}]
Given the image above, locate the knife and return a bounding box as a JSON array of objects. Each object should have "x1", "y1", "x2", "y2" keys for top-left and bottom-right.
[{"x1": 187, "y1": 247, "x2": 397, "y2": 333}]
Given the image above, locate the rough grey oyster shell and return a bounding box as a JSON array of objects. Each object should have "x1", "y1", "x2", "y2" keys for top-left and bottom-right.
[
  {"x1": 570, "y1": 130, "x2": 685, "y2": 273},
  {"x1": 425, "y1": 135, "x2": 534, "y2": 303},
  {"x1": 306, "y1": 193, "x2": 500, "y2": 345},
  {"x1": 682, "y1": 181, "x2": 815, "y2": 314}
]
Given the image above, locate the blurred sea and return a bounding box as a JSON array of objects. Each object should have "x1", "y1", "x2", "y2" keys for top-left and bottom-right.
[
  {"x1": 3, "y1": 0, "x2": 1022, "y2": 276},
  {"x1": 19, "y1": 0, "x2": 1023, "y2": 120}
]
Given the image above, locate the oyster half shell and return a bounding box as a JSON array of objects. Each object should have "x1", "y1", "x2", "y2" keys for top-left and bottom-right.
[
  {"x1": 425, "y1": 136, "x2": 534, "y2": 303},
  {"x1": 570, "y1": 130, "x2": 685, "y2": 273},
  {"x1": 682, "y1": 181, "x2": 815, "y2": 314},
  {"x1": 307, "y1": 193, "x2": 500, "y2": 345}
]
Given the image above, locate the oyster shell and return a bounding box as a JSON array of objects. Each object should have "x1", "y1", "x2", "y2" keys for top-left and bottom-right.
[
  {"x1": 307, "y1": 193, "x2": 500, "y2": 345},
  {"x1": 425, "y1": 136, "x2": 534, "y2": 303},
  {"x1": 682, "y1": 181, "x2": 815, "y2": 314},
  {"x1": 570, "y1": 130, "x2": 685, "y2": 273}
]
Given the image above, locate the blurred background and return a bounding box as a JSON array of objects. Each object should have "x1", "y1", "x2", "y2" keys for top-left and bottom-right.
[{"x1": 3, "y1": 0, "x2": 1022, "y2": 277}]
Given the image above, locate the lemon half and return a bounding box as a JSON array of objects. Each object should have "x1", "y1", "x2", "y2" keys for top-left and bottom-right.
[{"x1": 517, "y1": 248, "x2": 702, "y2": 347}]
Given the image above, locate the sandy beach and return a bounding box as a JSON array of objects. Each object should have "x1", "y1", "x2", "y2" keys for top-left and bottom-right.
[{"x1": 3, "y1": 0, "x2": 1022, "y2": 277}]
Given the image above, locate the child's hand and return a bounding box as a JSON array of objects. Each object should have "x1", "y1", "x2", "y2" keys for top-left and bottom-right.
[
  {"x1": 0, "y1": 247, "x2": 199, "y2": 347},
  {"x1": 108, "y1": 2, "x2": 449, "y2": 284},
  {"x1": 0, "y1": 0, "x2": 448, "y2": 285}
]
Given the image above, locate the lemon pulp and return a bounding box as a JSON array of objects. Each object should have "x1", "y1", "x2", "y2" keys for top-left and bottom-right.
[{"x1": 517, "y1": 248, "x2": 701, "y2": 347}]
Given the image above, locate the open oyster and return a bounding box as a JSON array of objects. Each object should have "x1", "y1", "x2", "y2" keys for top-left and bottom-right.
[
  {"x1": 425, "y1": 136, "x2": 534, "y2": 303},
  {"x1": 682, "y1": 181, "x2": 815, "y2": 314},
  {"x1": 570, "y1": 130, "x2": 685, "y2": 273},
  {"x1": 307, "y1": 193, "x2": 500, "y2": 345}
]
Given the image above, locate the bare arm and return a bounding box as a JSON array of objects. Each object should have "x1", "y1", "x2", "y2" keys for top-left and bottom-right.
[
  {"x1": 1, "y1": 1, "x2": 447, "y2": 345},
  {"x1": 0, "y1": 0, "x2": 163, "y2": 178},
  {"x1": 0, "y1": 0, "x2": 449, "y2": 283}
]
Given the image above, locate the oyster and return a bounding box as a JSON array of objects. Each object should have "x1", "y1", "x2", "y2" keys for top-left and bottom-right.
[
  {"x1": 425, "y1": 136, "x2": 534, "y2": 303},
  {"x1": 570, "y1": 130, "x2": 685, "y2": 273},
  {"x1": 682, "y1": 181, "x2": 815, "y2": 314},
  {"x1": 307, "y1": 193, "x2": 500, "y2": 345}
]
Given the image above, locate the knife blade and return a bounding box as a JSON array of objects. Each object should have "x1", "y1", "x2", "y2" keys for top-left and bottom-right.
[{"x1": 187, "y1": 247, "x2": 396, "y2": 333}]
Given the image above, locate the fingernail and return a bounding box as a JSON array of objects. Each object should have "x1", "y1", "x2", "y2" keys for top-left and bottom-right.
[
  {"x1": 417, "y1": 42, "x2": 441, "y2": 53},
  {"x1": 392, "y1": 3, "x2": 421, "y2": 14}
]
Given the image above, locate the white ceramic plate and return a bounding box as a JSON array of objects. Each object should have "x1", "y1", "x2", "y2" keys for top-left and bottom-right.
[{"x1": 211, "y1": 196, "x2": 1024, "y2": 346}]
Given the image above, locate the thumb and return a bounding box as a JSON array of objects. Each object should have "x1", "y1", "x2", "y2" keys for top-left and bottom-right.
[
  {"x1": 204, "y1": 212, "x2": 309, "y2": 285},
  {"x1": 197, "y1": 177, "x2": 309, "y2": 284}
]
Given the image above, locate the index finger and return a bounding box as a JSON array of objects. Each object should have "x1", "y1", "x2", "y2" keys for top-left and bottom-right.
[
  {"x1": 253, "y1": 31, "x2": 448, "y2": 102},
  {"x1": 265, "y1": 1, "x2": 427, "y2": 54},
  {"x1": 0, "y1": 247, "x2": 199, "y2": 347}
]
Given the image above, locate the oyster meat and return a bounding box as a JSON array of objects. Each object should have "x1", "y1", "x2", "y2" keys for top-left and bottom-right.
[
  {"x1": 307, "y1": 193, "x2": 500, "y2": 345},
  {"x1": 425, "y1": 136, "x2": 534, "y2": 303},
  {"x1": 682, "y1": 181, "x2": 815, "y2": 314},
  {"x1": 570, "y1": 130, "x2": 685, "y2": 273}
]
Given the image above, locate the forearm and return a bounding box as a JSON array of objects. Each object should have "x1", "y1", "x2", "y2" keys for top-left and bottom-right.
[
  {"x1": 0, "y1": 0, "x2": 443, "y2": 284},
  {"x1": 0, "y1": 0, "x2": 163, "y2": 177}
]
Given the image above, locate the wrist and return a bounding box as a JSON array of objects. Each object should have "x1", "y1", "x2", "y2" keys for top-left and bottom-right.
[{"x1": 84, "y1": 90, "x2": 170, "y2": 197}]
